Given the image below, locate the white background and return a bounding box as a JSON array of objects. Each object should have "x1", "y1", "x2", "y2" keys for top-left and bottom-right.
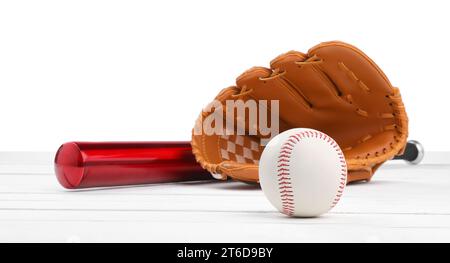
[{"x1": 0, "y1": 0, "x2": 448, "y2": 152}]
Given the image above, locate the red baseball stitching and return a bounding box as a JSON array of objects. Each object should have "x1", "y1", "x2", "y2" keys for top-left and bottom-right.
[{"x1": 276, "y1": 130, "x2": 348, "y2": 216}]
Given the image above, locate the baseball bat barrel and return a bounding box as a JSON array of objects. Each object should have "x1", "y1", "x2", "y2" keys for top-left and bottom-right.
[
  {"x1": 392, "y1": 140, "x2": 424, "y2": 164},
  {"x1": 54, "y1": 142, "x2": 212, "y2": 189}
]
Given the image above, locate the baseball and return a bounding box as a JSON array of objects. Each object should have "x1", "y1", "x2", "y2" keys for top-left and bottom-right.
[{"x1": 259, "y1": 128, "x2": 347, "y2": 217}]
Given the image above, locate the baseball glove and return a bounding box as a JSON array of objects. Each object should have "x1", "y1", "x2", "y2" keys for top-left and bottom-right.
[{"x1": 191, "y1": 41, "x2": 408, "y2": 184}]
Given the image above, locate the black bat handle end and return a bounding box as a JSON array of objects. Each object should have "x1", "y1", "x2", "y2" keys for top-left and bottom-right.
[{"x1": 393, "y1": 140, "x2": 424, "y2": 164}]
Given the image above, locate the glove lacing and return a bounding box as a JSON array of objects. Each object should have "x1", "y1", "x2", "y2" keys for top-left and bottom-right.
[{"x1": 233, "y1": 54, "x2": 323, "y2": 98}]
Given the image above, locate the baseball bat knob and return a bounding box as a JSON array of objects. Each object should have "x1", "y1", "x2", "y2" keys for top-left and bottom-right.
[{"x1": 393, "y1": 140, "x2": 424, "y2": 164}]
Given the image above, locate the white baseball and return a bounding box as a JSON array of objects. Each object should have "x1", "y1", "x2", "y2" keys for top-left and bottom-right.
[{"x1": 259, "y1": 128, "x2": 347, "y2": 217}]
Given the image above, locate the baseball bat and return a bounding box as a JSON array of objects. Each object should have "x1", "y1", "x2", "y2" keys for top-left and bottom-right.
[
  {"x1": 54, "y1": 142, "x2": 212, "y2": 189},
  {"x1": 54, "y1": 140, "x2": 423, "y2": 189}
]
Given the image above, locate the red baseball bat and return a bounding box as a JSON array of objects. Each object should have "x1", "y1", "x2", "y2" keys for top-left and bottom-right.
[
  {"x1": 54, "y1": 140, "x2": 421, "y2": 189},
  {"x1": 54, "y1": 142, "x2": 212, "y2": 189}
]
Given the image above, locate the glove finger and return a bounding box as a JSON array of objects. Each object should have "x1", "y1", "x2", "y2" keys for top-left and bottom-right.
[
  {"x1": 308, "y1": 41, "x2": 393, "y2": 114},
  {"x1": 270, "y1": 51, "x2": 346, "y2": 107},
  {"x1": 270, "y1": 50, "x2": 371, "y2": 148},
  {"x1": 308, "y1": 41, "x2": 408, "y2": 168},
  {"x1": 235, "y1": 66, "x2": 313, "y2": 129}
]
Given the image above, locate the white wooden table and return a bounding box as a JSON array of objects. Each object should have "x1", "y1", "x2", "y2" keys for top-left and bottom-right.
[{"x1": 0, "y1": 152, "x2": 449, "y2": 243}]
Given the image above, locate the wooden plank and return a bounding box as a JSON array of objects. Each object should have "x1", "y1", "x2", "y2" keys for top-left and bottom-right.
[
  {"x1": 0, "y1": 152, "x2": 449, "y2": 242},
  {"x1": 0, "y1": 212, "x2": 450, "y2": 242}
]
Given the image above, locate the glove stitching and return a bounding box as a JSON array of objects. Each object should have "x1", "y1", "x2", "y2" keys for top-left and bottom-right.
[
  {"x1": 334, "y1": 61, "x2": 403, "y2": 164},
  {"x1": 337, "y1": 61, "x2": 371, "y2": 92},
  {"x1": 258, "y1": 68, "x2": 286, "y2": 82}
]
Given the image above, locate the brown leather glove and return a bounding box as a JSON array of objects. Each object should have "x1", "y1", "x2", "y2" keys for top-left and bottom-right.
[{"x1": 191, "y1": 41, "x2": 408, "y2": 184}]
